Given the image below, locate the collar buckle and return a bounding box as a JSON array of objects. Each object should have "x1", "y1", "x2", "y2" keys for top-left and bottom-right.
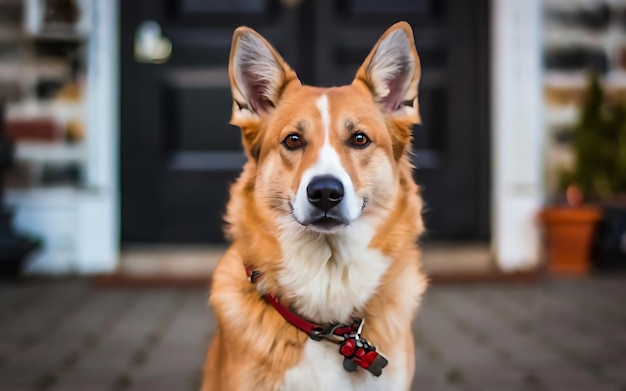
[{"x1": 309, "y1": 323, "x2": 355, "y2": 343}]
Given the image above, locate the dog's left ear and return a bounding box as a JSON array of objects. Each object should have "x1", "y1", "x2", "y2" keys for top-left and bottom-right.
[{"x1": 353, "y1": 22, "x2": 421, "y2": 124}]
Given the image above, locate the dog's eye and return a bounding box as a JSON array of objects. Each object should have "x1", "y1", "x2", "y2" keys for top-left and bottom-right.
[
  {"x1": 350, "y1": 132, "x2": 370, "y2": 148},
  {"x1": 282, "y1": 134, "x2": 304, "y2": 150}
]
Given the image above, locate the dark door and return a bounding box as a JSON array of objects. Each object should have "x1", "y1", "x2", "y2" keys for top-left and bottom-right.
[
  {"x1": 121, "y1": 0, "x2": 489, "y2": 243},
  {"x1": 121, "y1": 0, "x2": 304, "y2": 243}
]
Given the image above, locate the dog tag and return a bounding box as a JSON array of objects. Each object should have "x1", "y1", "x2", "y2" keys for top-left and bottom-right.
[
  {"x1": 337, "y1": 319, "x2": 388, "y2": 377},
  {"x1": 343, "y1": 357, "x2": 358, "y2": 372},
  {"x1": 365, "y1": 353, "x2": 388, "y2": 377}
]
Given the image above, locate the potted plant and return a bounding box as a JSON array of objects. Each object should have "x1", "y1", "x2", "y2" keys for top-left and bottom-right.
[{"x1": 539, "y1": 72, "x2": 626, "y2": 275}]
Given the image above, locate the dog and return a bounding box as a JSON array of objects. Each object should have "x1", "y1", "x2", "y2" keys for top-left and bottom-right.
[{"x1": 202, "y1": 21, "x2": 427, "y2": 391}]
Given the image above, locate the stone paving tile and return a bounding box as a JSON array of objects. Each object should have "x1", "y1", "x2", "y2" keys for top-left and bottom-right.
[
  {"x1": 0, "y1": 283, "x2": 47, "y2": 319},
  {"x1": 122, "y1": 292, "x2": 211, "y2": 391},
  {"x1": 0, "y1": 282, "x2": 90, "y2": 338},
  {"x1": 0, "y1": 276, "x2": 625, "y2": 390},
  {"x1": 0, "y1": 291, "x2": 133, "y2": 377},
  {"x1": 51, "y1": 290, "x2": 182, "y2": 390},
  {"x1": 603, "y1": 358, "x2": 626, "y2": 385},
  {"x1": 476, "y1": 283, "x2": 623, "y2": 378}
]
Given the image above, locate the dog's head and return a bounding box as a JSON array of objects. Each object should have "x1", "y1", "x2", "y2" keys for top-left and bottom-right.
[{"x1": 228, "y1": 22, "x2": 420, "y2": 234}]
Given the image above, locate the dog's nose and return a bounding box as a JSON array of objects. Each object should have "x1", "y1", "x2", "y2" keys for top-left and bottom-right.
[{"x1": 307, "y1": 176, "x2": 344, "y2": 212}]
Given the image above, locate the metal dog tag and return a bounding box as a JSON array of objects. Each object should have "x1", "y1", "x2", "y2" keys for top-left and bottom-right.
[
  {"x1": 366, "y1": 354, "x2": 388, "y2": 377},
  {"x1": 343, "y1": 357, "x2": 358, "y2": 372}
]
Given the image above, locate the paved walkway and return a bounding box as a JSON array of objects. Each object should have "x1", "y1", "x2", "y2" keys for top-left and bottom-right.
[{"x1": 0, "y1": 276, "x2": 625, "y2": 391}]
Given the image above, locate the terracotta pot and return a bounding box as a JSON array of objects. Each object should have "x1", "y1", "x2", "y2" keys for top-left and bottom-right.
[{"x1": 538, "y1": 206, "x2": 602, "y2": 275}]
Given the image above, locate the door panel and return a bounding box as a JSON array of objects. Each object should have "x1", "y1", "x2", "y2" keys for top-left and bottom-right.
[{"x1": 121, "y1": 0, "x2": 489, "y2": 243}]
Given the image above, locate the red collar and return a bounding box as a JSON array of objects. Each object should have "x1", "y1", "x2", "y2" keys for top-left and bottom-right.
[{"x1": 245, "y1": 266, "x2": 388, "y2": 377}]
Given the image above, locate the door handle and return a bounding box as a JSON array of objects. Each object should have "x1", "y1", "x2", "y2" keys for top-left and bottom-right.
[{"x1": 134, "y1": 21, "x2": 172, "y2": 64}]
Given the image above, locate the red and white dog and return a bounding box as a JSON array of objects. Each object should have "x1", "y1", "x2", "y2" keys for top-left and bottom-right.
[{"x1": 203, "y1": 22, "x2": 427, "y2": 391}]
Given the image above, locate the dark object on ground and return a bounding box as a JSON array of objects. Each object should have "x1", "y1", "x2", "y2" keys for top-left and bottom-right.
[
  {"x1": 0, "y1": 209, "x2": 41, "y2": 280},
  {"x1": 592, "y1": 206, "x2": 626, "y2": 271},
  {"x1": 0, "y1": 100, "x2": 41, "y2": 280}
]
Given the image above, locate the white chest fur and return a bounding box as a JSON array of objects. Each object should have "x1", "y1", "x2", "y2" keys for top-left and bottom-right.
[
  {"x1": 276, "y1": 218, "x2": 390, "y2": 323},
  {"x1": 280, "y1": 339, "x2": 400, "y2": 391},
  {"x1": 280, "y1": 340, "x2": 380, "y2": 391}
]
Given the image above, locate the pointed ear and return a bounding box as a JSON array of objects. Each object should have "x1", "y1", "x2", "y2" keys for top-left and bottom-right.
[
  {"x1": 229, "y1": 27, "x2": 300, "y2": 127},
  {"x1": 353, "y1": 22, "x2": 421, "y2": 124}
]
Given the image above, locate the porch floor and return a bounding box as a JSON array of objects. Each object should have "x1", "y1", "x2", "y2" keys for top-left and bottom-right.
[{"x1": 0, "y1": 276, "x2": 625, "y2": 391}]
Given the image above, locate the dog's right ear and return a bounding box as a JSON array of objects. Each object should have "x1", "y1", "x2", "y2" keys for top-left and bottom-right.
[{"x1": 229, "y1": 27, "x2": 300, "y2": 128}]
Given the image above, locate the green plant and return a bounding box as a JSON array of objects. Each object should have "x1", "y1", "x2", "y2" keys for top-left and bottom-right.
[{"x1": 559, "y1": 72, "x2": 626, "y2": 200}]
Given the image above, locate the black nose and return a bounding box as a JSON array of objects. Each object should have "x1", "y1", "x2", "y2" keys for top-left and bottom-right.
[{"x1": 306, "y1": 175, "x2": 344, "y2": 212}]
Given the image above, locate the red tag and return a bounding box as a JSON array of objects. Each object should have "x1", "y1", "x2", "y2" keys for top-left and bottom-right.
[
  {"x1": 363, "y1": 351, "x2": 379, "y2": 366},
  {"x1": 340, "y1": 338, "x2": 356, "y2": 357}
]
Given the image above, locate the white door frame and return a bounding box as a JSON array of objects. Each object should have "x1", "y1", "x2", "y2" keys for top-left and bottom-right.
[
  {"x1": 79, "y1": 0, "x2": 120, "y2": 273},
  {"x1": 491, "y1": 0, "x2": 544, "y2": 271}
]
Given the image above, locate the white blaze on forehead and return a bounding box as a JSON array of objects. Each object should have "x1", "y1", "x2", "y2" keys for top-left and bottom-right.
[
  {"x1": 312, "y1": 94, "x2": 349, "y2": 179},
  {"x1": 316, "y1": 94, "x2": 331, "y2": 143},
  {"x1": 311, "y1": 94, "x2": 351, "y2": 176},
  {"x1": 291, "y1": 94, "x2": 363, "y2": 224}
]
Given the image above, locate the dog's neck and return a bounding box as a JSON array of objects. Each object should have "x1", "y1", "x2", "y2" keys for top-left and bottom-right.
[{"x1": 273, "y1": 216, "x2": 391, "y2": 324}]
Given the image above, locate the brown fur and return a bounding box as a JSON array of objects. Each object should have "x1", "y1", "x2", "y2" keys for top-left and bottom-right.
[{"x1": 202, "y1": 22, "x2": 426, "y2": 390}]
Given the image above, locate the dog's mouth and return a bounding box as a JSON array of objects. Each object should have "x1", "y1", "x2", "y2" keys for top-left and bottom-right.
[
  {"x1": 306, "y1": 216, "x2": 347, "y2": 232},
  {"x1": 289, "y1": 203, "x2": 349, "y2": 233}
]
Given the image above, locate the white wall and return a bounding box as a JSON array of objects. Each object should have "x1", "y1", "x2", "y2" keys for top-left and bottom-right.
[{"x1": 491, "y1": 0, "x2": 545, "y2": 271}]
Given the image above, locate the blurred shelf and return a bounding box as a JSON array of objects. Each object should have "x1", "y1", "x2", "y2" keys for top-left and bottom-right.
[
  {"x1": 14, "y1": 141, "x2": 85, "y2": 164},
  {"x1": 545, "y1": 105, "x2": 579, "y2": 127},
  {"x1": 5, "y1": 183, "x2": 107, "y2": 206},
  {"x1": 544, "y1": 71, "x2": 626, "y2": 89},
  {"x1": 28, "y1": 32, "x2": 87, "y2": 42},
  {"x1": 6, "y1": 186, "x2": 82, "y2": 209},
  {"x1": 0, "y1": 62, "x2": 69, "y2": 83},
  {"x1": 544, "y1": 0, "x2": 626, "y2": 9},
  {"x1": 7, "y1": 100, "x2": 85, "y2": 131},
  {"x1": 543, "y1": 27, "x2": 621, "y2": 48},
  {"x1": 544, "y1": 71, "x2": 626, "y2": 108}
]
